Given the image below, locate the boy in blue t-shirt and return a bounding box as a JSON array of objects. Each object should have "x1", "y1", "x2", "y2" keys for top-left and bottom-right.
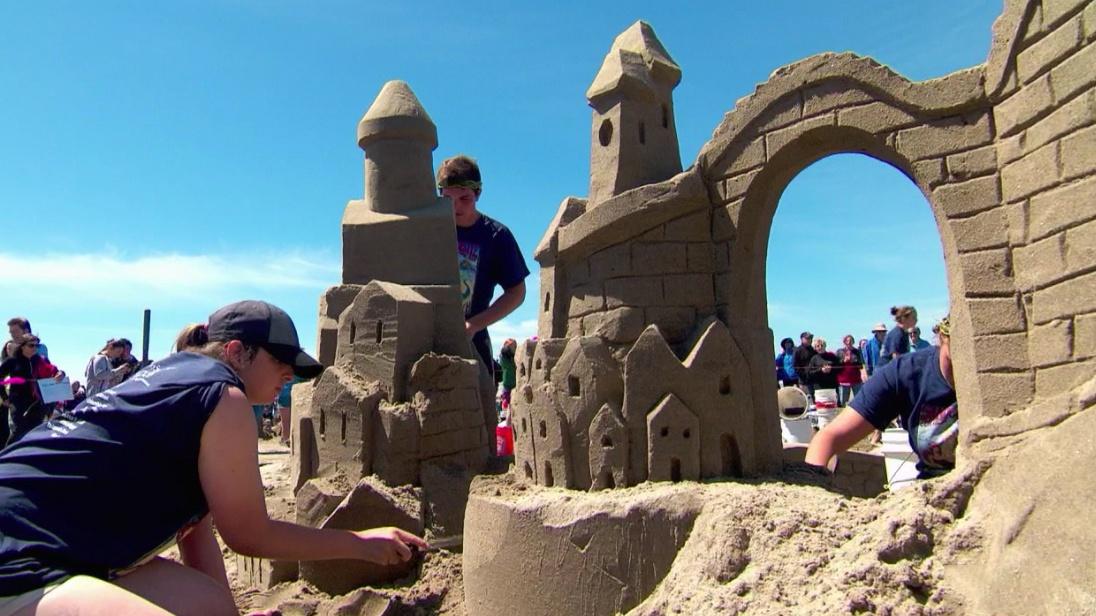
[
  {"x1": 804, "y1": 316, "x2": 957, "y2": 478},
  {"x1": 436, "y1": 155, "x2": 530, "y2": 374}
]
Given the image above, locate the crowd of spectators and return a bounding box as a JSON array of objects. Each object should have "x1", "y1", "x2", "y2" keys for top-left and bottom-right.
[
  {"x1": 776, "y1": 305, "x2": 933, "y2": 406},
  {"x1": 0, "y1": 316, "x2": 141, "y2": 447}
]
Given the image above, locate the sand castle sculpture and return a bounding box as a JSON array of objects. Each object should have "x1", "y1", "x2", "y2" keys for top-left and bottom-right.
[
  {"x1": 466, "y1": 1, "x2": 1096, "y2": 613},
  {"x1": 509, "y1": 23, "x2": 777, "y2": 491},
  {"x1": 240, "y1": 0, "x2": 1094, "y2": 611},
  {"x1": 238, "y1": 81, "x2": 497, "y2": 595}
]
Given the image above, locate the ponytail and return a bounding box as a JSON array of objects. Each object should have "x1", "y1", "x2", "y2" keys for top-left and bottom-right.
[
  {"x1": 890, "y1": 305, "x2": 917, "y2": 321},
  {"x1": 173, "y1": 323, "x2": 209, "y2": 352}
]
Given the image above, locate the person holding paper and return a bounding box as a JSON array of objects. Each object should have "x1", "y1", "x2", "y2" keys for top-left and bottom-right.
[{"x1": 0, "y1": 334, "x2": 65, "y2": 445}]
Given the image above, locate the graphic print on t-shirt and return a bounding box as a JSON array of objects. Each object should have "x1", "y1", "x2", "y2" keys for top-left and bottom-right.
[
  {"x1": 912, "y1": 401, "x2": 958, "y2": 470},
  {"x1": 458, "y1": 239, "x2": 480, "y2": 315}
]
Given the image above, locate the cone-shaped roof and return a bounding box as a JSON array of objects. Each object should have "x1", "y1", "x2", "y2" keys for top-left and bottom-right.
[
  {"x1": 586, "y1": 49, "x2": 656, "y2": 104},
  {"x1": 586, "y1": 21, "x2": 680, "y2": 104},
  {"x1": 614, "y1": 21, "x2": 680, "y2": 86},
  {"x1": 357, "y1": 80, "x2": 437, "y2": 149}
]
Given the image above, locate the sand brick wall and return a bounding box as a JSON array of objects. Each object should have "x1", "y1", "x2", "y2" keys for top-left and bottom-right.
[
  {"x1": 997, "y1": 0, "x2": 1096, "y2": 402},
  {"x1": 528, "y1": 0, "x2": 1094, "y2": 483},
  {"x1": 563, "y1": 209, "x2": 718, "y2": 349}
]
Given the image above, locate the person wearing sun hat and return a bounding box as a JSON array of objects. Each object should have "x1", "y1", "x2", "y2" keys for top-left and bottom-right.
[
  {"x1": 0, "y1": 300, "x2": 427, "y2": 615},
  {"x1": 863, "y1": 322, "x2": 888, "y2": 377}
]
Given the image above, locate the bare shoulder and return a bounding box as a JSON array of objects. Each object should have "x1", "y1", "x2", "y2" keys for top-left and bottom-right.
[{"x1": 205, "y1": 385, "x2": 256, "y2": 435}]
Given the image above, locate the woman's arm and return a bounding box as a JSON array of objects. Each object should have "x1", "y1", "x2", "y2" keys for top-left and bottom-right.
[
  {"x1": 197, "y1": 387, "x2": 427, "y2": 564},
  {"x1": 805, "y1": 407, "x2": 877, "y2": 468},
  {"x1": 177, "y1": 514, "x2": 229, "y2": 589}
]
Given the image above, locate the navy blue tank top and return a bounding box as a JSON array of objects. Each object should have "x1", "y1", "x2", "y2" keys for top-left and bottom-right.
[{"x1": 0, "y1": 352, "x2": 244, "y2": 594}]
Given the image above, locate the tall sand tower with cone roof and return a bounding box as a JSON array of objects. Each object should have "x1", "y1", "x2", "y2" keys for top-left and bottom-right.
[{"x1": 586, "y1": 21, "x2": 682, "y2": 205}]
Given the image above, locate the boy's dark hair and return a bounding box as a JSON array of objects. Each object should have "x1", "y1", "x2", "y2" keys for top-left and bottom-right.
[
  {"x1": 436, "y1": 155, "x2": 482, "y2": 196},
  {"x1": 7, "y1": 317, "x2": 30, "y2": 331}
]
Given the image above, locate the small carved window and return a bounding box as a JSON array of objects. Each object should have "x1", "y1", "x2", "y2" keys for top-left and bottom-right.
[
  {"x1": 544, "y1": 292, "x2": 551, "y2": 312},
  {"x1": 598, "y1": 119, "x2": 613, "y2": 147},
  {"x1": 660, "y1": 426, "x2": 669, "y2": 438},
  {"x1": 544, "y1": 462, "x2": 555, "y2": 487},
  {"x1": 340, "y1": 412, "x2": 347, "y2": 443},
  {"x1": 375, "y1": 320, "x2": 383, "y2": 344},
  {"x1": 638, "y1": 121, "x2": 646, "y2": 145},
  {"x1": 319, "y1": 408, "x2": 326, "y2": 438},
  {"x1": 524, "y1": 462, "x2": 534, "y2": 479},
  {"x1": 539, "y1": 421, "x2": 547, "y2": 438},
  {"x1": 683, "y1": 428, "x2": 691, "y2": 439},
  {"x1": 720, "y1": 376, "x2": 731, "y2": 395},
  {"x1": 661, "y1": 104, "x2": 669, "y2": 129},
  {"x1": 349, "y1": 322, "x2": 356, "y2": 344},
  {"x1": 601, "y1": 434, "x2": 613, "y2": 448},
  {"x1": 568, "y1": 375, "x2": 581, "y2": 397}
]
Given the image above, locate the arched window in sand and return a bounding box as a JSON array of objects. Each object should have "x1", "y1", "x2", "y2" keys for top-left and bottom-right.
[{"x1": 766, "y1": 153, "x2": 947, "y2": 391}]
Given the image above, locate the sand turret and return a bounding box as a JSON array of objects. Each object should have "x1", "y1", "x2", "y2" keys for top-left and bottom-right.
[
  {"x1": 356, "y1": 81, "x2": 439, "y2": 215},
  {"x1": 341, "y1": 80, "x2": 458, "y2": 286},
  {"x1": 586, "y1": 21, "x2": 682, "y2": 205}
]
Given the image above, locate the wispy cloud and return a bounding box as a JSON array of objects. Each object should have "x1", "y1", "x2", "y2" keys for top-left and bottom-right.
[{"x1": 0, "y1": 249, "x2": 339, "y2": 304}]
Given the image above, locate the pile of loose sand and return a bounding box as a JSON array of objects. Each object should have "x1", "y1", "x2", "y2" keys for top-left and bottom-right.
[
  {"x1": 236, "y1": 549, "x2": 464, "y2": 616},
  {"x1": 627, "y1": 466, "x2": 982, "y2": 615}
]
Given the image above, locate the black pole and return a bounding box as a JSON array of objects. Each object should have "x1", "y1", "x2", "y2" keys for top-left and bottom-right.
[{"x1": 141, "y1": 309, "x2": 151, "y2": 365}]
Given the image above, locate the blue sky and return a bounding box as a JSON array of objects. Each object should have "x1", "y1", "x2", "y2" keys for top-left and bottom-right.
[{"x1": 1, "y1": 1, "x2": 1001, "y2": 376}]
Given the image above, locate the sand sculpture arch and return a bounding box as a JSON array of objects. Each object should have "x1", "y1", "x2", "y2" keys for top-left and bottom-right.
[{"x1": 696, "y1": 50, "x2": 1031, "y2": 434}]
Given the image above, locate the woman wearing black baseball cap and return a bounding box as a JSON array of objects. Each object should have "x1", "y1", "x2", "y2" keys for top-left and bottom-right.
[{"x1": 0, "y1": 300, "x2": 427, "y2": 615}]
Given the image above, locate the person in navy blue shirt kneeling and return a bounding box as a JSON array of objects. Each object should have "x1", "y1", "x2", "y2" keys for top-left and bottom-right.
[
  {"x1": 0, "y1": 301, "x2": 427, "y2": 615},
  {"x1": 804, "y1": 315, "x2": 958, "y2": 480}
]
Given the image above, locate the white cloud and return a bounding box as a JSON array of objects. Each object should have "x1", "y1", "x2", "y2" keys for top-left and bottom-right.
[
  {"x1": 0, "y1": 250, "x2": 339, "y2": 304},
  {"x1": 1, "y1": 249, "x2": 340, "y2": 377}
]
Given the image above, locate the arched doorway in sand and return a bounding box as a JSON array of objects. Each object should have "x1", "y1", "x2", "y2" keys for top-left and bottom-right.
[
  {"x1": 766, "y1": 153, "x2": 948, "y2": 377},
  {"x1": 698, "y1": 53, "x2": 1033, "y2": 434}
]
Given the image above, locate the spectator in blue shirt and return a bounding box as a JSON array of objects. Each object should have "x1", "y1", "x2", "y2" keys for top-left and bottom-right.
[
  {"x1": 877, "y1": 305, "x2": 917, "y2": 370},
  {"x1": 863, "y1": 323, "x2": 887, "y2": 377},
  {"x1": 909, "y1": 326, "x2": 931, "y2": 352},
  {"x1": 775, "y1": 337, "x2": 798, "y2": 387}
]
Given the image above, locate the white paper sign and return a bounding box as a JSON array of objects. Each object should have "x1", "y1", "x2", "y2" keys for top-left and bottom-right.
[{"x1": 38, "y1": 377, "x2": 74, "y2": 404}]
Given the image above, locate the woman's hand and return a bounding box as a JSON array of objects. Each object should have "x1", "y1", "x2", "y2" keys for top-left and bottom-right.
[{"x1": 352, "y1": 527, "x2": 429, "y2": 565}]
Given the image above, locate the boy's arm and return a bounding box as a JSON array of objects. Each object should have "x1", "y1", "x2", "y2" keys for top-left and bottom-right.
[{"x1": 466, "y1": 281, "x2": 526, "y2": 337}]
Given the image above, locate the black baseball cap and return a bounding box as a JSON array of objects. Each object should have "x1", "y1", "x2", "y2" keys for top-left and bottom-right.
[{"x1": 207, "y1": 300, "x2": 324, "y2": 379}]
